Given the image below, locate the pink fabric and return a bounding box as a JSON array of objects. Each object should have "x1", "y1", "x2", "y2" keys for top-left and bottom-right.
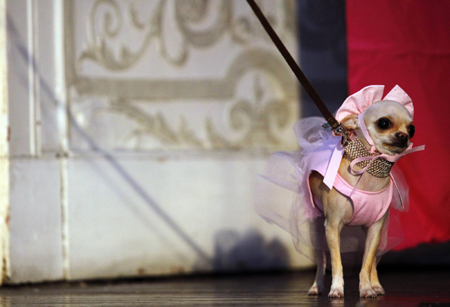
[
  {"x1": 335, "y1": 85, "x2": 413, "y2": 122},
  {"x1": 358, "y1": 113, "x2": 375, "y2": 152},
  {"x1": 306, "y1": 154, "x2": 394, "y2": 227},
  {"x1": 304, "y1": 143, "x2": 395, "y2": 228},
  {"x1": 322, "y1": 141, "x2": 346, "y2": 188},
  {"x1": 335, "y1": 174, "x2": 393, "y2": 227},
  {"x1": 383, "y1": 85, "x2": 414, "y2": 118},
  {"x1": 335, "y1": 85, "x2": 383, "y2": 122},
  {"x1": 302, "y1": 133, "x2": 342, "y2": 219}
]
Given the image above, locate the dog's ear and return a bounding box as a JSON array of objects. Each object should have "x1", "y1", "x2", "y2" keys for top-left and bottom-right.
[{"x1": 340, "y1": 114, "x2": 359, "y2": 131}]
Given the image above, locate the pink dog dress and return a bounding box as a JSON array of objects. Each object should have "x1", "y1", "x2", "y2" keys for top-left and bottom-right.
[
  {"x1": 255, "y1": 85, "x2": 424, "y2": 261},
  {"x1": 334, "y1": 174, "x2": 393, "y2": 227}
]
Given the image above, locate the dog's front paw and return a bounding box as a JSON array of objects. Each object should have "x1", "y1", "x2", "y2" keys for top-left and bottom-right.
[
  {"x1": 328, "y1": 286, "x2": 344, "y2": 298},
  {"x1": 360, "y1": 287, "x2": 377, "y2": 298},
  {"x1": 372, "y1": 285, "x2": 385, "y2": 295},
  {"x1": 308, "y1": 285, "x2": 322, "y2": 296}
]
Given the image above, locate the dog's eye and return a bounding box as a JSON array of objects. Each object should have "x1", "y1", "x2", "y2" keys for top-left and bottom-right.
[
  {"x1": 377, "y1": 117, "x2": 392, "y2": 130},
  {"x1": 408, "y1": 124, "x2": 415, "y2": 138}
]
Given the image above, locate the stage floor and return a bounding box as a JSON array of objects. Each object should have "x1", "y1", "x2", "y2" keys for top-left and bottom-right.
[{"x1": 0, "y1": 268, "x2": 449, "y2": 306}]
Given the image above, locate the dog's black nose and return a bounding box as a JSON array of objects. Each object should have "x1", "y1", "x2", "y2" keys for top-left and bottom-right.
[{"x1": 396, "y1": 132, "x2": 409, "y2": 142}]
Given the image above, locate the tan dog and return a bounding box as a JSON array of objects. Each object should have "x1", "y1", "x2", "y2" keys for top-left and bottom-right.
[{"x1": 307, "y1": 100, "x2": 415, "y2": 298}]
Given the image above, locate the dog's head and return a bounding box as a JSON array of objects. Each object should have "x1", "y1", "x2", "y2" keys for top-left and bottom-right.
[{"x1": 341, "y1": 100, "x2": 415, "y2": 155}]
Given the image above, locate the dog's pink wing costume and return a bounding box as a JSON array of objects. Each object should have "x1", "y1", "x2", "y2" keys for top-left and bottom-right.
[{"x1": 254, "y1": 85, "x2": 424, "y2": 262}]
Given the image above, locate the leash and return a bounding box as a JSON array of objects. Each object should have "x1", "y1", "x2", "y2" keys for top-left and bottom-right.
[{"x1": 246, "y1": 0, "x2": 350, "y2": 146}]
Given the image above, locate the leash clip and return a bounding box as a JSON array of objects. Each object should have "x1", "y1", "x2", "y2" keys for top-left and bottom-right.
[
  {"x1": 322, "y1": 122, "x2": 350, "y2": 147},
  {"x1": 333, "y1": 124, "x2": 350, "y2": 147}
]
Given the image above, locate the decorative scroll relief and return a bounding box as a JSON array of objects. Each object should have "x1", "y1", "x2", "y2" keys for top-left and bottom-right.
[{"x1": 68, "y1": 0, "x2": 299, "y2": 152}]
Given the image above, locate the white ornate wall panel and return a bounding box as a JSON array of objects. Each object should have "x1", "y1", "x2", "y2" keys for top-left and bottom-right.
[
  {"x1": 67, "y1": 0, "x2": 299, "y2": 152},
  {"x1": 5, "y1": 0, "x2": 310, "y2": 284}
]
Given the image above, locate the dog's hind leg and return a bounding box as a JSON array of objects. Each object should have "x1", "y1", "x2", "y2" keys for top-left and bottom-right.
[
  {"x1": 308, "y1": 218, "x2": 326, "y2": 295},
  {"x1": 308, "y1": 249, "x2": 326, "y2": 295},
  {"x1": 308, "y1": 172, "x2": 351, "y2": 298},
  {"x1": 325, "y1": 215, "x2": 345, "y2": 298}
]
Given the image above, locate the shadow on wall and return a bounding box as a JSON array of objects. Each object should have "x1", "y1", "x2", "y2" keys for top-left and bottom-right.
[{"x1": 207, "y1": 229, "x2": 290, "y2": 273}]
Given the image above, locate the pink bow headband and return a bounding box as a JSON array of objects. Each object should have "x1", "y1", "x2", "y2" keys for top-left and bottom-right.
[{"x1": 335, "y1": 85, "x2": 414, "y2": 122}]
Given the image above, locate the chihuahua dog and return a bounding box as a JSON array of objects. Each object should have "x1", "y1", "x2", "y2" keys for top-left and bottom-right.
[
  {"x1": 256, "y1": 85, "x2": 423, "y2": 299},
  {"x1": 307, "y1": 99, "x2": 415, "y2": 298}
]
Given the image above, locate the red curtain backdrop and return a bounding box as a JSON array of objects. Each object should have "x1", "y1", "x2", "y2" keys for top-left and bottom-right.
[{"x1": 346, "y1": 0, "x2": 450, "y2": 250}]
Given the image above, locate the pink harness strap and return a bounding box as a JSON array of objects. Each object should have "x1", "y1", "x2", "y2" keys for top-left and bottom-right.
[{"x1": 358, "y1": 113, "x2": 377, "y2": 153}]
